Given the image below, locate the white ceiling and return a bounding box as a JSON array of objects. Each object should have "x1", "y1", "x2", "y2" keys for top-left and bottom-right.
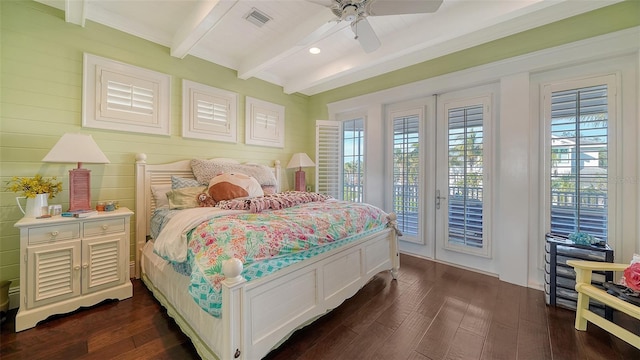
[{"x1": 36, "y1": 0, "x2": 620, "y2": 95}]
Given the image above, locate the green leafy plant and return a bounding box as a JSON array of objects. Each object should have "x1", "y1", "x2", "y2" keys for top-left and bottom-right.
[{"x1": 6, "y1": 175, "x2": 62, "y2": 199}]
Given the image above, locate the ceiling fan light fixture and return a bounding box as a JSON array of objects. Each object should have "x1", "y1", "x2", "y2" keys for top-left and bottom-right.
[{"x1": 342, "y1": 5, "x2": 358, "y2": 22}]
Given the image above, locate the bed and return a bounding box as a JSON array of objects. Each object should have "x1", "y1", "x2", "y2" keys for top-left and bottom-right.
[{"x1": 134, "y1": 153, "x2": 400, "y2": 360}]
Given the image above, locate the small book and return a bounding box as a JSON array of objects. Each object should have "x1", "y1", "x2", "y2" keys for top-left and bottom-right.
[{"x1": 61, "y1": 210, "x2": 98, "y2": 218}]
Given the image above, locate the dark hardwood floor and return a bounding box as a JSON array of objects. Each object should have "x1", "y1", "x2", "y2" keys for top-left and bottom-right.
[{"x1": 1, "y1": 254, "x2": 639, "y2": 359}]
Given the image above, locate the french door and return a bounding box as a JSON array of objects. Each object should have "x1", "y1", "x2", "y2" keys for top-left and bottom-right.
[{"x1": 435, "y1": 88, "x2": 496, "y2": 272}]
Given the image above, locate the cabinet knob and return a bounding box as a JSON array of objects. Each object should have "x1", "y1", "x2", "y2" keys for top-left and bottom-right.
[
  {"x1": 74, "y1": 265, "x2": 80, "y2": 271},
  {"x1": 50, "y1": 231, "x2": 59, "y2": 238},
  {"x1": 82, "y1": 263, "x2": 88, "y2": 269},
  {"x1": 102, "y1": 224, "x2": 108, "y2": 230}
]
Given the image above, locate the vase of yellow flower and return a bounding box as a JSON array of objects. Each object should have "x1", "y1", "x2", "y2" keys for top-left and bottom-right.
[
  {"x1": 16, "y1": 193, "x2": 50, "y2": 217},
  {"x1": 7, "y1": 175, "x2": 62, "y2": 218}
]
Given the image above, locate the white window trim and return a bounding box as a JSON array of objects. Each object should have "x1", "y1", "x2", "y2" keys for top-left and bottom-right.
[
  {"x1": 386, "y1": 101, "x2": 426, "y2": 245},
  {"x1": 182, "y1": 80, "x2": 238, "y2": 143},
  {"x1": 82, "y1": 53, "x2": 171, "y2": 136},
  {"x1": 245, "y1": 97, "x2": 285, "y2": 148},
  {"x1": 438, "y1": 92, "x2": 494, "y2": 258},
  {"x1": 336, "y1": 111, "x2": 367, "y2": 203},
  {"x1": 540, "y1": 72, "x2": 620, "y2": 253}
]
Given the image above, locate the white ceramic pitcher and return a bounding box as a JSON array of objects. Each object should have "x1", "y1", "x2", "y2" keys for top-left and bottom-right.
[{"x1": 16, "y1": 193, "x2": 49, "y2": 218}]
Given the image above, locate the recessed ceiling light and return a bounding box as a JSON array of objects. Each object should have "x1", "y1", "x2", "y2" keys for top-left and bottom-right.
[{"x1": 309, "y1": 47, "x2": 321, "y2": 55}]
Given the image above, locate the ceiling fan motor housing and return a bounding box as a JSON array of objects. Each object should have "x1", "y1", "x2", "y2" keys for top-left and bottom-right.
[{"x1": 342, "y1": 4, "x2": 358, "y2": 21}]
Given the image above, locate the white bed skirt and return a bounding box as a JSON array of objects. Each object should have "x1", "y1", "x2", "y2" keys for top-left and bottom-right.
[{"x1": 141, "y1": 241, "x2": 224, "y2": 357}]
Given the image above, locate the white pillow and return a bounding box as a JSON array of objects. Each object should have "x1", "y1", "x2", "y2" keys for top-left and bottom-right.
[
  {"x1": 151, "y1": 184, "x2": 171, "y2": 208},
  {"x1": 191, "y1": 159, "x2": 276, "y2": 186}
]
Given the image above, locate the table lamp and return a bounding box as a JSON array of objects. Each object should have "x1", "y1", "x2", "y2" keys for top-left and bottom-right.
[
  {"x1": 42, "y1": 133, "x2": 110, "y2": 211},
  {"x1": 287, "y1": 153, "x2": 315, "y2": 192}
]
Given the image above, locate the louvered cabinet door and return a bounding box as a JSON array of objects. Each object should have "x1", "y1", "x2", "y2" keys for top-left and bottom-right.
[
  {"x1": 81, "y1": 234, "x2": 125, "y2": 294},
  {"x1": 26, "y1": 240, "x2": 81, "y2": 309}
]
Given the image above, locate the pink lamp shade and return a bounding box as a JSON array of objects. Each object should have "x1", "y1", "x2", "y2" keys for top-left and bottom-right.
[
  {"x1": 42, "y1": 133, "x2": 110, "y2": 211},
  {"x1": 287, "y1": 153, "x2": 315, "y2": 192}
]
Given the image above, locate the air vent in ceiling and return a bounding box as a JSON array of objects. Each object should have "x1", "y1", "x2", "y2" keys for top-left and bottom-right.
[{"x1": 245, "y1": 8, "x2": 272, "y2": 27}]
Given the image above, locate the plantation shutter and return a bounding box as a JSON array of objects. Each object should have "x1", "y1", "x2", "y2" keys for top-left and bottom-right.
[
  {"x1": 100, "y1": 69, "x2": 158, "y2": 124},
  {"x1": 392, "y1": 113, "x2": 420, "y2": 237},
  {"x1": 316, "y1": 120, "x2": 341, "y2": 198},
  {"x1": 447, "y1": 104, "x2": 485, "y2": 249},
  {"x1": 193, "y1": 94, "x2": 231, "y2": 133},
  {"x1": 548, "y1": 84, "x2": 609, "y2": 241}
]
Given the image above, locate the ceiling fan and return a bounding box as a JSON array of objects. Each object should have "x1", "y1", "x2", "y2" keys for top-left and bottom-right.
[{"x1": 306, "y1": 0, "x2": 444, "y2": 53}]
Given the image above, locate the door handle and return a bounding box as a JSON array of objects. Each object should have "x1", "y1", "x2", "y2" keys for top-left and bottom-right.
[{"x1": 436, "y1": 190, "x2": 446, "y2": 210}]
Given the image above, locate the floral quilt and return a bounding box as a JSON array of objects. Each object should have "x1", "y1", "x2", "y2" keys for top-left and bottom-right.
[{"x1": 186, "y1": 200, "x2": 388, "y2": 317}]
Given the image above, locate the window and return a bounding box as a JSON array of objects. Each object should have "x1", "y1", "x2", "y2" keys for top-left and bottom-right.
[
  {"x1": 245, "y1": 97, "x2": 285, "y2": 148},
  {"x1": 182, "y1": 80, "x2": 238, "y2": 143},
  {"x1": 391, "y1": 110, "x2": 421, "y2": 238},
  {"x1": 545, "y1": 77, "x2": 614, "y2": 242},
  {"x1": 342, "y1": 118, "x2": 364, "y2": 202},
  {"x1": 83, "y1": 53, "x2": 170, "y2": 135},
  {"x1": 447, "y1": 103, "x2": 486, "y2": 250},
  {"x1": 315, "y1": 115, "x2": 365, "y2": 202}
]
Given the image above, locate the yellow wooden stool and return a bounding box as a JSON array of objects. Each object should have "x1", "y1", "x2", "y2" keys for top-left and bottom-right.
[{"x1": 566, "y1": 260, "x2": 640, "y2": 349}]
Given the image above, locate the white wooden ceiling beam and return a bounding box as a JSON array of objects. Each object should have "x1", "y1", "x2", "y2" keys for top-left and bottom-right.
[
  {"x1": 171, "y1": 0, "x2": 239, "y2": 59},
  {"x1": 236, "y1": 11, "x2": 341, "y2": 81},
  {"x1": 64, "y1": 0, "x2": 86, "y2": 27}
]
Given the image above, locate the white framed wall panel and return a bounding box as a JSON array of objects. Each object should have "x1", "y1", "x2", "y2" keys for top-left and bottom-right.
[
  {"x1": 82, "y1": 53, "x2": 171, "y2": 136},
  {"x1": 245, "y1": 97, "x2": 285, "y2": 148},
  {"x1": 182, "y1": 80, "x2": 238, "y2": 143}
]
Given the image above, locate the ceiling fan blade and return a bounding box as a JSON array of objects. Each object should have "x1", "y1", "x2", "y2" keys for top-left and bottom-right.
[
  {"x1": 366, "y1": 0, "x2": 443, "y2": 16},
  {"x1": 305, "y1": 0, "x2": 334, "y2": 7},
  {"x1": 351, "y1": 18, "x2": 381, "y2": 53}
]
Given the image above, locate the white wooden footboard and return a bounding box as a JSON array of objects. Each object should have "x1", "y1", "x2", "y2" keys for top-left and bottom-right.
[{"x1": 221, "y1": 226, "x2": 399, "y2": 360}]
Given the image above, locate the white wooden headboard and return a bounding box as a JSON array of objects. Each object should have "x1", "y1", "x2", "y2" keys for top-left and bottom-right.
[{"x1": 133, "y1": 153, "x2": 282, "y2": 278}]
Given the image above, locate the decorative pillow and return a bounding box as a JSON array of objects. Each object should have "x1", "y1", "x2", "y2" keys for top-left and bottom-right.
[
  {"x1": 151, "y1": 184, "x2": 172, "y2": 208},
  {"x1": 167, "y1": 186, "x2": 207, "y2": 210},
  {"x1": 191, "y1": 159, "x2": 277, "y2": 187},
  {"x1": 620, "y1": 253, "x2": 640, "y2": 292},
  {"x1": 171, "y1": 175, "x2": 201, "y2": 189},
  {"x1": 217, "y1": 191, "x2": 332, "y2": 213},
  {"x1": 207, "y1": 173, "x2": 263, "y2": 203},
  {"x1": 261, "y1": 185, "x2": 277, "y2": 195}
]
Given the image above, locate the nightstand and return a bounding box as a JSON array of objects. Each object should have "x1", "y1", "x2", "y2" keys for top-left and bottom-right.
[{"x1": 13, "y1": 207, "x2": 134, "y2": 331}]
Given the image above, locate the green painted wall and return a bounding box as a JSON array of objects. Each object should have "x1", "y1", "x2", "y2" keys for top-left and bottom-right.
[
  {"x1": 309, "y1": 0, "x2": 640, "y2": 121},
  {"x1": 1, "y1": 0, "x2": 639, "y2": 289},
  {"x1": 0, "y1": 0, "x2": 311, "y2": 287}
]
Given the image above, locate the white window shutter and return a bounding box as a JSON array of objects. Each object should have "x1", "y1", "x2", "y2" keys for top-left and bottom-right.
[
  {"x1": 194, "y1": 95, "x2": 230, "y2": 132},
  {"x1": 316, "y1": 120, "x2": 341, "y2": 198},
  {"x1": 545, "y1": 76, "x2": 614, "y2": 243},
  {"x1": 83, "y1": 53, "x2": 171, "y2": 135},
  {"x1": 102, "y1": 72, "x2": 156, "y2": 119},
  {"x1": 392, "y1": 111, "x2": 420, "y2": 237},
  {"x1": 182, "y1": 79, "x2": 238, "y2": 143},
  {"x1": 245, "y1": 97, "x2": 285, "y2": 148}
]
